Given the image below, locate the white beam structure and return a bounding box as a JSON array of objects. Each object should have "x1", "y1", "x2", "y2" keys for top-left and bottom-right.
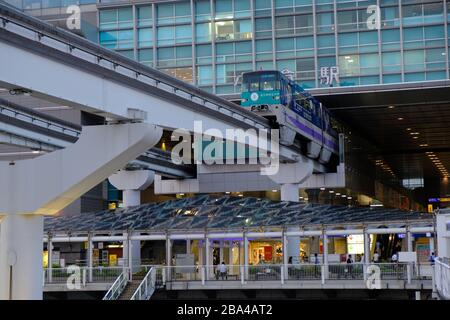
[
  {"x1": 0, "y1": 123, "x2": 162, "y2": 299},
  {"x1": 0, "y1": 5, "x2": 269, "y2": 141}
]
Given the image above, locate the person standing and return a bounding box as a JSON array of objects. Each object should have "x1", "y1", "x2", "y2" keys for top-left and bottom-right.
[
  {"x1": 373, "y1": 250, "x2": 379, "y2": 263},
  {"x1": 219, "y1": 261, "x2": 227, "y2": 280}
]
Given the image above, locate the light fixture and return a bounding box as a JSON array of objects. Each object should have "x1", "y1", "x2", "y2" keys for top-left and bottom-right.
[
  {"x1": 329, "y1": 190, "x2": 335, "y2": 193},
  {"x1": 271, "y1": 189, "x2": 278, "y2": 192},
  {"x1": 320, "y1": 187, "x2": 325, "y2": 191},
  {"x1": 336, "y1": 193, "x2": 341, "y2": 196},
  {"x1": 398, "y1": 117, "x2": 404, "y2": 120},
  {"x1": 419, "y1": 144, "x2": 428, "y2": 147},
  {"x1": 388, "y1": 106, "x2": 395, "y2": 109}
]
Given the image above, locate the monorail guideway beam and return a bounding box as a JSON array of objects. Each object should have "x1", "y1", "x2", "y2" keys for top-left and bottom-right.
[{"x1": 0, "y1": 123, "x2": 162, "y2": 299}]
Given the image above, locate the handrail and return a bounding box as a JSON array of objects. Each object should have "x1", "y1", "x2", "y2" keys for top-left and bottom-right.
[
  {"x1": 435, "y1": 257, "x2": 450, "y2": 300},
  {"x1": 130, "y1": 267, "x2": 156, "y2": 300},
  {"x1": 102, "y1": 268, "x2": 129, "y2": 300}
]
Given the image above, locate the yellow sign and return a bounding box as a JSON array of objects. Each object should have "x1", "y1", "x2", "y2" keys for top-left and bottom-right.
[
  {"x1": 440, "y1": 197, "x2": 450, "y2": 202},
  {"x1": 109, "y1": 254, "x2": 117, "y2": 266},
  {"x1": 428, "y1": 204, "x2": 433, "y2": 213},
  {"x1": 108, "y1": 202, "x2": 117, "y2": 210}
]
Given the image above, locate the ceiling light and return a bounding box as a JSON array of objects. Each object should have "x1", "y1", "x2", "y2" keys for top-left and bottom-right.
[
  {"x1": 398, "y1": 117, "x2": 404, "y2": 120},
  {"x1": 388, "y1": 106, "x2": 395, "y2": 109},
  {"x1": 271, "y1": 189, "x2": 278, "y2": 192},
  {"x1": 406, "y1": 128, "x2": 411, "y2": 131},
  {"x1": 413, "y1": 136, "x2": 418, "y2": 139},
  {"x1": 320, "y1": 187, "x2": 326, "y2": 191},
  {"x1": 329, "y1": 190, "x2": 335, "y2": 193},
  {"x1": 419, "y1": 144, "x2": 428, "y2": 147}
]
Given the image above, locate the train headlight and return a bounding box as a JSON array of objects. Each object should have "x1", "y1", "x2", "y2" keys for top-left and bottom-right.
[
  {"x1": 241, "y1": 98, "x2": 248, "y2": 102},
  {"x1": 273, "y1": 96, "x2": 280, "y2": 100}
]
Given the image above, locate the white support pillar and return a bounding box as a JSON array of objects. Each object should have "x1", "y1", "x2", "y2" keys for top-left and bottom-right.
[
  {"x1": 244, "y1": 233, "x2": 249, "y2": 280},
  {"x1": 228, "y1": 241, "x2": 233, "y2": 269},
  {"x1": 48, "y1": 235, "x2": 53, "y2": 283},
  {"x1": 281, "y1": 183, "x2": 301, "y2": 263},
  {"x1": 166, "y1": 236, "x2": 172, "y2": 282},
  {"x1": 282, "y1": 233, "x2": 289, "y2": 280},
  {"x1": 205, "y1": 238, "x2": 211, "y2": 280},
  {"x1": 0, "y1": 214, "x2": 44, "y2": 300},
  {"x1": 0, "y1": 123, "x2": 162, "y2": 300},
  {"x1": 87, "y1": 235, "x2": 93, "y2": 283},
  {"x1": 363, "y1": 231, "x2": 370, "y2": 281},
  {"x1": 407, "y1": 230, "x2": 413, "y2": 284},
  {"x1": 323, "y1": 233, "x2": 329, "y2": 280},
  {"x1": 219, "y1": 240, "x2": 224, "y2": 264},
  {"x1": 110, "y1": 169, "x2": 155, "y2": 270}
]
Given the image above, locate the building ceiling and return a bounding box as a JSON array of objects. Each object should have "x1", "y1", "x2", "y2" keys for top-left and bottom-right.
[{"x1": 316, "y1": 85, "x2": 450, "y2": 180}]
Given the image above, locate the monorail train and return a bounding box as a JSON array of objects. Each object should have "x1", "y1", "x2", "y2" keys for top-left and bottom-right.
[{"x1": 240, "y1": 70, "x2": 339, "y2": 164}]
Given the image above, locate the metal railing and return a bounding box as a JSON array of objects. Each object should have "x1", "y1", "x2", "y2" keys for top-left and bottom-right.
[
  {"x1": 43, "y1": 266, "x2": 125, "y2": 285},
  {"x1": 130, "y1": 267, "x2": 156, "y2": 300},
  {"x1": 152, "y1": 262, "x2": 432, "y2": 286},
  {"x1": 103, "y1": 269, "x2": 130, "y2": 300},
  {"x1": 435, "y1": 258, "x2": 450, "y2": 299}
]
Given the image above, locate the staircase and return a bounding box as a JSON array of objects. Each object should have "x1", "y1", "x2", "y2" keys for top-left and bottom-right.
[{"x1": 117, "y1": 275, "x2": 145, "y2": 300}]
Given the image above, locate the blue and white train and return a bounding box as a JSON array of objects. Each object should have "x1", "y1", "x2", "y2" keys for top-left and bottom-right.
[{"x1": 240, "y1": 70, "x2": 339, "y2": 164}]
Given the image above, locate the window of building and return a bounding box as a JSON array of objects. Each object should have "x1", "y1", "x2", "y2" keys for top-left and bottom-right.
[
  {"x1": 215, "y1": 21, "x2": 234, "y2": 41},
  {"x1": 296, "y1": 58, "x2": 315, "y2": 79},
  {"x1": 403, "y1": 27, "x2": 423, "y2": 50},
  {"x1": 339, "y1": 55, "x2": 360, "y2": 76},
  {"x1": 160, "y1": 67, "x2": 193, "y2": 83},
  {"x1": 402, "y1": 4, "x2": 422, "y2": 26},
  {"x1": 157, "y1": 1, "x2": 191, "y2": 25},
  {"x1": 404, "y1": 50, "x2": 425, "y2": 72},
  {"x1": 254, "y1": 0, "x2": 271, "y2": 17},
  {"x1": 196, "y1": 23, "x2": 212, "y2": 43},
  {"x1": 275, "y1": 16, "x2": 294, "y2": 36},
  {"x1": 215, "y1": 0, "x2": 233, "y2": 19},
  {"x1": 157, "y1": 46, "x2": 192, "y2": 67},
  {"x1": 99, "y1": 7, "x2": 133, "y2": 30},
  {"x1": 256, "y1": 39, "x2": 273, "y2": 60},
  {"x1": 196, "y1": 44, "x2": 212, "y2": 64},
  {"x1": 157, "y1": 25, "x2": 192, "y2": 46},
  {"x1": 425, "y1": 48, "x2": 446, "y2": 70},
  {"x1": 216, "y1": 62, "x2": 252, "y2": 87},
  {"x1": 234, "y1": 20, "x2": 252, "y2": 40},
  {"x1": 216, "y1": 41, "x2": 252, "y2": 63},
  {"x1": 100, "y1": 29, "x2": 133, "y2": 50},
  {"x1": 381, "y1": 29, "x2": 400, "y2": 50},
  {"x1": 137, "y1": 6, "x2": 152, "y2": 28},
  {"x1": 197, "y1": 65, "x2": 213, "y2": 85},
  {"x1": 296, "y1": 36, "x2": 314, "y2": 57},
  {"x1": 138, "y1": 28, "x2": 153, "y2": 48},
  {"x1": 382, "y1": 51, "x2": 401, "y2": 73},
  {"x1": 317, "y1": 34, "x2": 335, "y2": 55},
  {"x1": 234, "y1": 0, "x2": 251, "y2": 18},
  {"x1": 276, "y1": 38, "x2": 295, "y2": 59},
  {"x1": 295, "y1": 14, "x2": 314, "y2": 34},
  {"x1": 337, "y1": 10, "x2": 357, "y2": 31},
  {"x1": 175, "y1": 25, "x2": 192, "y2": 44},
  {"x1": 138, "y1": 48, "x2": 153, "y2": 67},
  {"x1": 381, "y1": 6, "x2": 399, "y2": 28},
  {"x1": 316, "y1": 12, "x2": 334, "y2": 33},
  {"x1": 255, "y1": 18, "x2": 272, "y2": 38},
  {"x1": 275, "y1": 0, "x2": 295, "y2": 14},
  {"x1": 196, "y1": 0, "x2": 212, "y2": 22}
]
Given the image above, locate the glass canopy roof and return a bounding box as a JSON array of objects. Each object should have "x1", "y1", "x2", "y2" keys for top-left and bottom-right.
[{"x1": 44, "y1": 195, "x2": 432, "y2": 233}]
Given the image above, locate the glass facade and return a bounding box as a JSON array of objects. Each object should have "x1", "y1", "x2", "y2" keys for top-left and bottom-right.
[{"x1": 16, "y1": 0, "x2": 450, "y2": 94}]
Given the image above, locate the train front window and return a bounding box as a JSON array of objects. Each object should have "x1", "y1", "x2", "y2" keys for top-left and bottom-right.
[{"x1": 260, "y1": 74, "x2": 280, "y2": 91}]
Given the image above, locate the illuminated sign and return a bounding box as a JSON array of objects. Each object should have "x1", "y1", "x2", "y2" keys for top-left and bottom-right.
[{"x1": 428, "y1": 197, "x2": 450, "y2": 203}]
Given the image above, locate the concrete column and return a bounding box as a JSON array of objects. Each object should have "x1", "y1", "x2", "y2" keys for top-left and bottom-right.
[
  {"x1": 407, "y1": 230, "x2": 414, "y2": 252},
  {"x1": 0, "y1": 214, "x2": 44, "y2": 300},
  {"x1": 186, "y1": 239, "x2": 191, "y2": 254},
  {"x1": 429, "y1": 237, "x2": 434, "y2": 255},
  {"x1": 228, "y1": 241, "x2": 233, "y2": 267},
  {"x1": 87, "y1": 235, "x2": 93, "y2": 282},
  {"x1": 244, "y1": 234, "x2": 249, "y2": 279},
  {"x1": 323, "y1": 234, "x2": 329, "y2": 280},
  {"x1": 110, "y1": 169, "x2": 156, "y2": 269},
  {"x1": 166, "y1": 237, "x2": 172, "y2": 282},
  {"x1": 281, "y1": 183, "x2": 301, "y2": 262},
  {"x1": 219, "y1": 240, "x2": 224, "y2": 264},
  {"x1": 122, "y1": 190, "x2": 141, "y2": 208},
  {"x1": 363, "y1": 231, "x2": 370, "y2": 281},
  {"x1": 205, "y1": 238, "x2": 211, "y2": 279},
  {"x1": 282, "y1": 234, "x2": 289, "y2": 279},
  {"x1": 0, "y1": 123, "x2": 162, "y2": 300}
]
